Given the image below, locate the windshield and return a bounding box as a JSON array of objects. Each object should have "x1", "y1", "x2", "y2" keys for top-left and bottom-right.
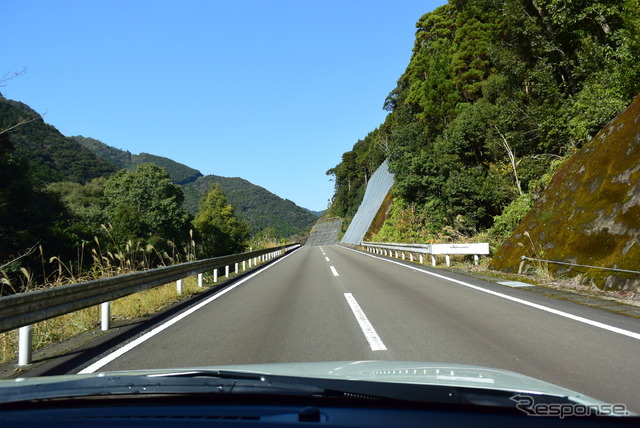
[{"x1": 2, "y1": 0, "x2": 639, "y2": 422}]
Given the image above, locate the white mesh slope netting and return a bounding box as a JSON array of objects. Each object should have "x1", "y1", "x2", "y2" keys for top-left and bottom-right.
[{"x1": 341, "y1": 159, "x2": 394, "y2": 245}]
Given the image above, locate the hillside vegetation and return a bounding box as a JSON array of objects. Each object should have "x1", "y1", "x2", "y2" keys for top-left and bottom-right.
[
  {"x1": 75, "y1": 136, "x2": 317, "y2": 237},
  {"x1": 328, "y1": 0, "x2": 639, "y2": 246},
  {"x1": 490, "y1": 95, "x2": 640, "y2": 291},
  {"x1": 0, "y1": 96, "x2": 315, "y2": 291},
  {"x1": 184, "y1": 176, "x2": 317, "y2": 237},
  {"x1": 0, "y1": 98, "x2": 117, "y2": 183}
]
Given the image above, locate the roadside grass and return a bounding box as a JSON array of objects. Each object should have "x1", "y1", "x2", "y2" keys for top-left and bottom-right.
[
  {"x1": 0, "y1": 229, "x2": 285, "y2": 367},
  {"x1": 0, "y1": 275, "x2": 211, "y2": 365}
]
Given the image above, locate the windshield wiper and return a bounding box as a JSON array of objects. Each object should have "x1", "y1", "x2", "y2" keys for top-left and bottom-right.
[{"x1": 148, "y1": 369, "x2": 267, "y2": 381}]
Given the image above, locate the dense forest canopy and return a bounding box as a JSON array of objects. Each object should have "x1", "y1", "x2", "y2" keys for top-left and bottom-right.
[{"x1": 328, "y1": 0, "x2": 640, "y2": 241}]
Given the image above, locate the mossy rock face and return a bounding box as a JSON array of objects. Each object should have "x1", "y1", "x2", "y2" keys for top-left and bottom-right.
[{"x1": 490, "y1": 95, "x2": 640, "y2": 292}]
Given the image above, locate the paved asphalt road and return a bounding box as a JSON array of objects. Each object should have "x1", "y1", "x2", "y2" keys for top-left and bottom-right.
[{"x1": 76, "y1": 245, "x2": 640, "y2": 412}]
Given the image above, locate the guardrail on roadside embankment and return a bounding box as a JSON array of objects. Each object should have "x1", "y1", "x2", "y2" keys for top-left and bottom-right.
[
  {"x1": 360, "y1": 241, "x2": 489, "y2": 267},
  {"x1": 518, "y1": 255, "x2": 640, "y2": 275},
  {"x1": 0, "y1": 244, "x2": 300, "y2": 366}
]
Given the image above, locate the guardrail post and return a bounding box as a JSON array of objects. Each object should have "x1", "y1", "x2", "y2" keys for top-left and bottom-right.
[
  {"x1": 401, "y1": 252, "x2": 405, "y2": 260},
  {"x1": 419, "y1": 254, "x2": 424, "y2": 264},
  {"x1": 474, "y1": 255, "x2": 479, "y2": 265},
  {"x1": 101, "y1": 302, "x2": 111, "y2": 331},
  {"x1": 213, "y1": 269, "x2": 218, "y2": 282},
  {"x1": 176, "y1": 279, "x2": 183, "y2": 294},
  {"x1": 445, "y1": 255, "x2": 451, "y2": 267},
  {"x1": 242, "y1": 260, "x2": 246, "y2": 271},
  {"x1": 18, "y1": 325, "x2": 32, "y2": 366},
  {"x1": 409, "y1": 253, "x2": 414, "y2": 262},
  {"x1": 235, "y1": 263, "x2": 239, "y2": 274},
  {"x1": 518, "y1": 257, "x2": 528, "y2": 274},
  {"x1": 431, "y1": 255, "x2": 437, "y2": 267},
  {"x1": 198, "y1": 273, "x2": 203, "y2": 288},
  {"x1": 225, "y1": 265, "x2": 230, "y2": 278}
]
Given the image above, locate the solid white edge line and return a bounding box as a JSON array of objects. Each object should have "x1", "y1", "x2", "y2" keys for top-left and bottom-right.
[
  {"x1": 344, "y1": 293, "x2": 387, "y2": 351},
  {"x1": 342, "y1": 247, "x2": 640, "y2": 342},
  {"x1": 79, "y1": 249, "x2": 300, "y2": 374},
  {"x1": 330, "y1": 266, "x2": 339, "y2": 276}
]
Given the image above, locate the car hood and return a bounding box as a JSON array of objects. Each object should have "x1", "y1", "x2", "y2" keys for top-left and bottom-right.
[
  {"x1": 179, "y1": 360, "x2": 604, "y2": 402},
  {"x1": 0, "y1": 360, "x2": 609, "y2": 406}
]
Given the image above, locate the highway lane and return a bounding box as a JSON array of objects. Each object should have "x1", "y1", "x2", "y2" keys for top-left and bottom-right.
[
  {"x1": 78, "y1": 245, "x2": 640, "y2": 411},
  {"x1": 326, "y1": 246, "x2": 640, "y2": 410}
]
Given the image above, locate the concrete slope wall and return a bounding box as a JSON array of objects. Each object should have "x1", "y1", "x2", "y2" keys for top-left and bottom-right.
[
  {"x1": 305, "y1": 218, "x2": 342, "y2": 246},
  {"x1": 341, "y1": 160, "x2": 394, "y2": 245}
]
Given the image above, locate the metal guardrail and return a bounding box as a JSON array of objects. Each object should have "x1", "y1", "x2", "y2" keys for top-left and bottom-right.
[
  {"x1": 360, "y1": 241, "x2": 489, "y2": 267},
  {"x1": 0, "y1": 244, "x2": 300, "y2": 365},
  {"x1": 519, "y1": 256, "x2": 640, "y2": 275}
]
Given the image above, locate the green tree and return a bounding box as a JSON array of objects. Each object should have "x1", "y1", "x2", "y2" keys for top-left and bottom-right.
[
  {"x1": 193, "y1": 184, "x2": 250, "y2": 257},
  {"x1": 0, "y1": 132, "x2": 69, "y2": 284},
  {"x1": 103, "y1": 164, "x2": 191, "y2": 249},
  {"x1": 47, "y1": 177, "x2": 109, "y2": 247}
]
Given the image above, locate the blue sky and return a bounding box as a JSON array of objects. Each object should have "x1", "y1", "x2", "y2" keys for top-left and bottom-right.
[{"x1": 3, "y1": 0, "x2": 446, "y2": 212}]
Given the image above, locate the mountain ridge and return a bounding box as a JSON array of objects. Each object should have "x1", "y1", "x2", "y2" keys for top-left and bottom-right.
[{"x1": 0, "y1": 96, "x2": 117, "y2": 184}]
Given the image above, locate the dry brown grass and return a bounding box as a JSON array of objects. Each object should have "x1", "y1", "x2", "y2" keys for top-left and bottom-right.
[{"x1": 0, "y1": 233, "x2": 283, "y2": 365}]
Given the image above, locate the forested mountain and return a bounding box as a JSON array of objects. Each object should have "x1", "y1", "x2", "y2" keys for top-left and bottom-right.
[
  {"x1": 75, "y1": 135, "x2": 317, "y2": 237},
  {"x1": 328, "y1": 0, "x2": 639, "y2": 242},
  {"x1": 0, "y1": 97, "x2": 117, "y2": 184},
  {"x1": 72, "y1": 136, "x2": 133, "y2": 169},
  {"x1": 184, "y1": 176, "x2": 318, "y2": 237}
]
